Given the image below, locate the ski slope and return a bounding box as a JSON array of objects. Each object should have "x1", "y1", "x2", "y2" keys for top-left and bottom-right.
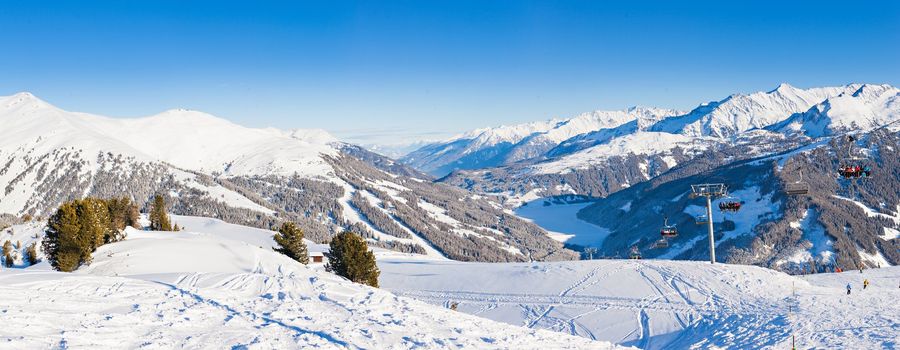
[
  {"x1": 0, "y1": 220, "x2": 619, "y2": 349},
  {"x1": 5, "y1": 215, "x2": 895, "y2": 349},
  {"x1": 379, "y1": 258, "x2": 900, "y2": 349}
]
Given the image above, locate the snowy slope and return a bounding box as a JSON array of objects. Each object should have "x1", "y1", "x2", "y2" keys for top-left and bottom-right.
[
  {"x1": 380, "y1": 258, "x2": 900, "y2": 349},
  {"x1": 0, "y1": 222, "x2": 617, "y2": 349}
]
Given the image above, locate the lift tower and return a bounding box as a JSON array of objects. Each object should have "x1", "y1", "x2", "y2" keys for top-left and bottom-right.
[{"x1": 689, "y1": 183, "x2": 727, "y2": 264}]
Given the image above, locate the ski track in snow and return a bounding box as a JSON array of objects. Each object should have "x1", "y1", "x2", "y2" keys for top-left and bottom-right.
[
  {"x1": 381, "y1": 258, "x2": 900, "y2": 349},
  {"x1": 0, "y1": 221, "x2": 616, "y2": 350}
]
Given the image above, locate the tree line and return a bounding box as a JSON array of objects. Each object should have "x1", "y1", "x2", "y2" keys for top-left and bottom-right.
[{"x1": 42, "y1": 195, "x2": 176, "y2": 272}]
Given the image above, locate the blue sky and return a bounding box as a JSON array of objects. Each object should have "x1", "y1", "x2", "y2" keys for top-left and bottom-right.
[{"x1": 2, "y1": 1, "x2": 898, "y2": 145}]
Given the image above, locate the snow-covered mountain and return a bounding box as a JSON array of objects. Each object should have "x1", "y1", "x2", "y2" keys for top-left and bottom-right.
[
  {"x1": 401, "y1": 107, "x2": 681, "y2": 177},
  {"x1": 0, "y1": 92, "x2": 575, "y2": 262},
  {"x1": 433, "y1": 83, "x2": 900, "y2": 203},
  {"x1": 649, "y1": 83, "x2": 863, "y2": 138},
  {"x1": 770, "y1": 84, "x2": 900, "y2": 138},
  {"x1": 0, "y1": 92, "x2": 338, "y2": 178},
  {"x1": 0, "y1": 217, "x2": 614, "y2": 349}
]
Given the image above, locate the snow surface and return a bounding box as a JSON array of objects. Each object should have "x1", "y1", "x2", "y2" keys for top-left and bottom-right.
[
  {"x1": 516, "y1": 199, "x2": 611, "y2": 246},
  {"x1": 7, "y1": 215, "x2": 894, "y2": 349},
  {"x1": 0, "y1": 219, "x2": 617, "y2": 349},
  {"x1": 883, "y1": 227, "x2": 900, "y2": 240},
  {"x1": 380, "y1": 257, "x2": 900, "y2": 349}
]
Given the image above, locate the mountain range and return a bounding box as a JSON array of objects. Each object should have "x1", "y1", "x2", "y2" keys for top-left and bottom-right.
[{"x1": 0, "y1": 92, "x2": 575, "y2": 263}]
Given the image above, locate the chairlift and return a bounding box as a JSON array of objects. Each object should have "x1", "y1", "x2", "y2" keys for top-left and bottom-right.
[
  {"x1": 660, "y1": 216, "x2": 678, "y2": 238},
  {"x1": 838, "y1": 163, "x2": 872, "y2": 179},
  {"x1": 654, "y1": 238, "x2": 669, "y2": 249},
  {"x1": 718, "y1": 192, "x2": 742, "y2": 212},
  {"x1": 629, "y1": 245, "x2": 642, "y2": 259},
  {"x1": 838, "y1": 135, "x2": 872, "y2": 180},
  {"x1": 785, "y1": 170, "x2": 809, "y2": 195}
]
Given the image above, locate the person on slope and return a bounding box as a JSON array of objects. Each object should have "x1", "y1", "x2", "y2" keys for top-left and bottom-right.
[
  {"x1": 863, "y1": 279, "x2": 869, "y2": 290},
  {"x1": 847, "y1": 283, "x2": 852, "y2": 295}
]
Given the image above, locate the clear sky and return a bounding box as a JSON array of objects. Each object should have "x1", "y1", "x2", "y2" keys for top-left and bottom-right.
[{"x1": 2, "y1": 1, "x2": 898, "y2": 146}]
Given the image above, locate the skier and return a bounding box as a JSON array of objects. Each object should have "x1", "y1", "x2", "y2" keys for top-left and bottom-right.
[
  {"x1": 846, "y1": 283, "x2": 852, "y2": 295},
  {"x1": 863, "y1": 279, "x2": 869, "y2": 290}
]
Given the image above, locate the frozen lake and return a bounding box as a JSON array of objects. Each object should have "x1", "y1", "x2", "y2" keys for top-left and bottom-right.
[{"x1": 515, "y1": 199, "x2": 611, "y2": 247}]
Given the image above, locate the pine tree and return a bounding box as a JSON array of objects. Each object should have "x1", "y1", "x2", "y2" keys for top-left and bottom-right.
[
  {"x1": 325, "y1": 231, "x2": 379, "y2": 287},
  {"x1": 273, "y1": 222, "x2": 309, "y2": 264},
  {"x1": 78, "y1": 198, "x2": 112, "y2": 250},
  {"x1": 43, "y1": 199, "x2": 111, "y2": 272},
  {"x1": 3, "y1": 252, "x2": 12, "y2": 268},
  {"x1": 24, "y1": 242, "x2": 38, "y2": 266},
  {"x1": 149, "y1": 195, "x2": 172, "y2": 231},
  {"x1": 106, "y1": 196, "x2": 139, "y2": 238},
  {"x1": 43, "y1": 201, "x2": 82, "y2": 271}
]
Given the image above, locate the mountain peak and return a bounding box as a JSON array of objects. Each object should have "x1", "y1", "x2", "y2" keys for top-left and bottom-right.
[
  {"x1": 1, "y1": 91, "x2": 56, "y2": 111},
  {"x1": 769, "y1": 83, "x2": 798, "y2": 94},
  {"x1": 145, "y1": 108, "x2": 235, "y2": 127}
]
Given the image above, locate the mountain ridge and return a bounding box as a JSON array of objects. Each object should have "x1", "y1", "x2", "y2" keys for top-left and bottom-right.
[{"x1": 0, "y1": 93, "x2": 575, "y2": 263}]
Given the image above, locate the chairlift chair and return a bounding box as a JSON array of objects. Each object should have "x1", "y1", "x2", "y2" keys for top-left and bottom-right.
[
  {"x1": 718, "y1": 201, "x2": 742, "y2": 212},
  {"x1": 654, "y1": 238, "x2": 669, "y2": 249},
  {"x1": 785, "y1": 170, "x2": 809, "y2": 195},
  {"x1": 718, "y1": 193, "x2": 742, "y2": 212},
  {"x1": 660, "y1": 216, "x2": 678, "y2": 238},
  {"x1": 838, "y1": 135, "x2": 872, "y2": 180}
]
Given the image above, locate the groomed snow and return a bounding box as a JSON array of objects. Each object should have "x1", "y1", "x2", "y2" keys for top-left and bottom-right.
[
  {"x1": 380, "y1": 257, "x2": 900, "y2": 349},
  {"x1": 0, "y1": 221, "x2": 618, "y2": 349}
]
